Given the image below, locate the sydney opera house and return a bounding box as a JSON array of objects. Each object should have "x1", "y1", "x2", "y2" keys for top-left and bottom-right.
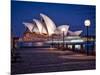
[
  {"x1": 22, "y1": 13, "x2": 83, "y2": 42},
  {"x1": 11, "y1": 13, "x2": 95, "y2": 52}
]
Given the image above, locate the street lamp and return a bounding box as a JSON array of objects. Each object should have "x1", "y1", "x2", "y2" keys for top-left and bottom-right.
[
  {"x1": 84, "y1": 19, "x2": 91, "y2": 55},
  {"x1": 61, "y1": 28, "x2": 66, "y2": 50}
]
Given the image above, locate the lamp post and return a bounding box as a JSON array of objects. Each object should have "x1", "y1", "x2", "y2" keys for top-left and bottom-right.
[
  {"x1": 84, "y1": 19, "x2": 91, "y2": 55},
  {"x1": 61, "y1": 28, "x2": 66, "y2": 50},
  {"x1": 58, "y1": 34, "x2": 60, "y2": 48},
  {"x1": 51, "y1": 34, "x2": 53, "y2": 48}
]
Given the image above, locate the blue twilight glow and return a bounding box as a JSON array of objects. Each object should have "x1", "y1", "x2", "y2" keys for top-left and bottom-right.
[{"x1": 11, "y1": 1, "x2": 95, "y2": 37}]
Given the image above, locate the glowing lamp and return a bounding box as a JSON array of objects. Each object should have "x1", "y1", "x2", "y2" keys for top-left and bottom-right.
[{"x1": 84, "y1": 19, "x2": 91, "y2": 27}]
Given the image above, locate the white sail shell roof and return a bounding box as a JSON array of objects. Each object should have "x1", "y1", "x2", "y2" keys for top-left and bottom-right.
[
  {"x1": 68, "y1": 30, "x2": 82, "y2": 36},
  {"x1": 23, "y1": 22, "x2": 34, "y2": 32},
  {"x1": 40, "y1": 13, "x2": 56, "y2": 36},
  {"x1": 23, "y1": 13, "x2": 82, "y2": 36},
  {"x1": 57, "y1": 25, "x2": 69, "y2": 35},
  {"x1": 33, "y1": 19, "x2": 47, "y2": 34},
  {"x1": 32, "y1": 26, "x2": 39, "y2": 33}
]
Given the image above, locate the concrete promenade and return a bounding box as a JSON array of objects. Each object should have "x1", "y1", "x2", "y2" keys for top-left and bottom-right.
[{"x1": 11, "y1": 47, "x2": 95, "y2": 74}]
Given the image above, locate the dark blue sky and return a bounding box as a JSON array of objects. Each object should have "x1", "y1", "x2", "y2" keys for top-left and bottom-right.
[{"x1": 11, "y1": 1, "x2": 96, "y2": 37}]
